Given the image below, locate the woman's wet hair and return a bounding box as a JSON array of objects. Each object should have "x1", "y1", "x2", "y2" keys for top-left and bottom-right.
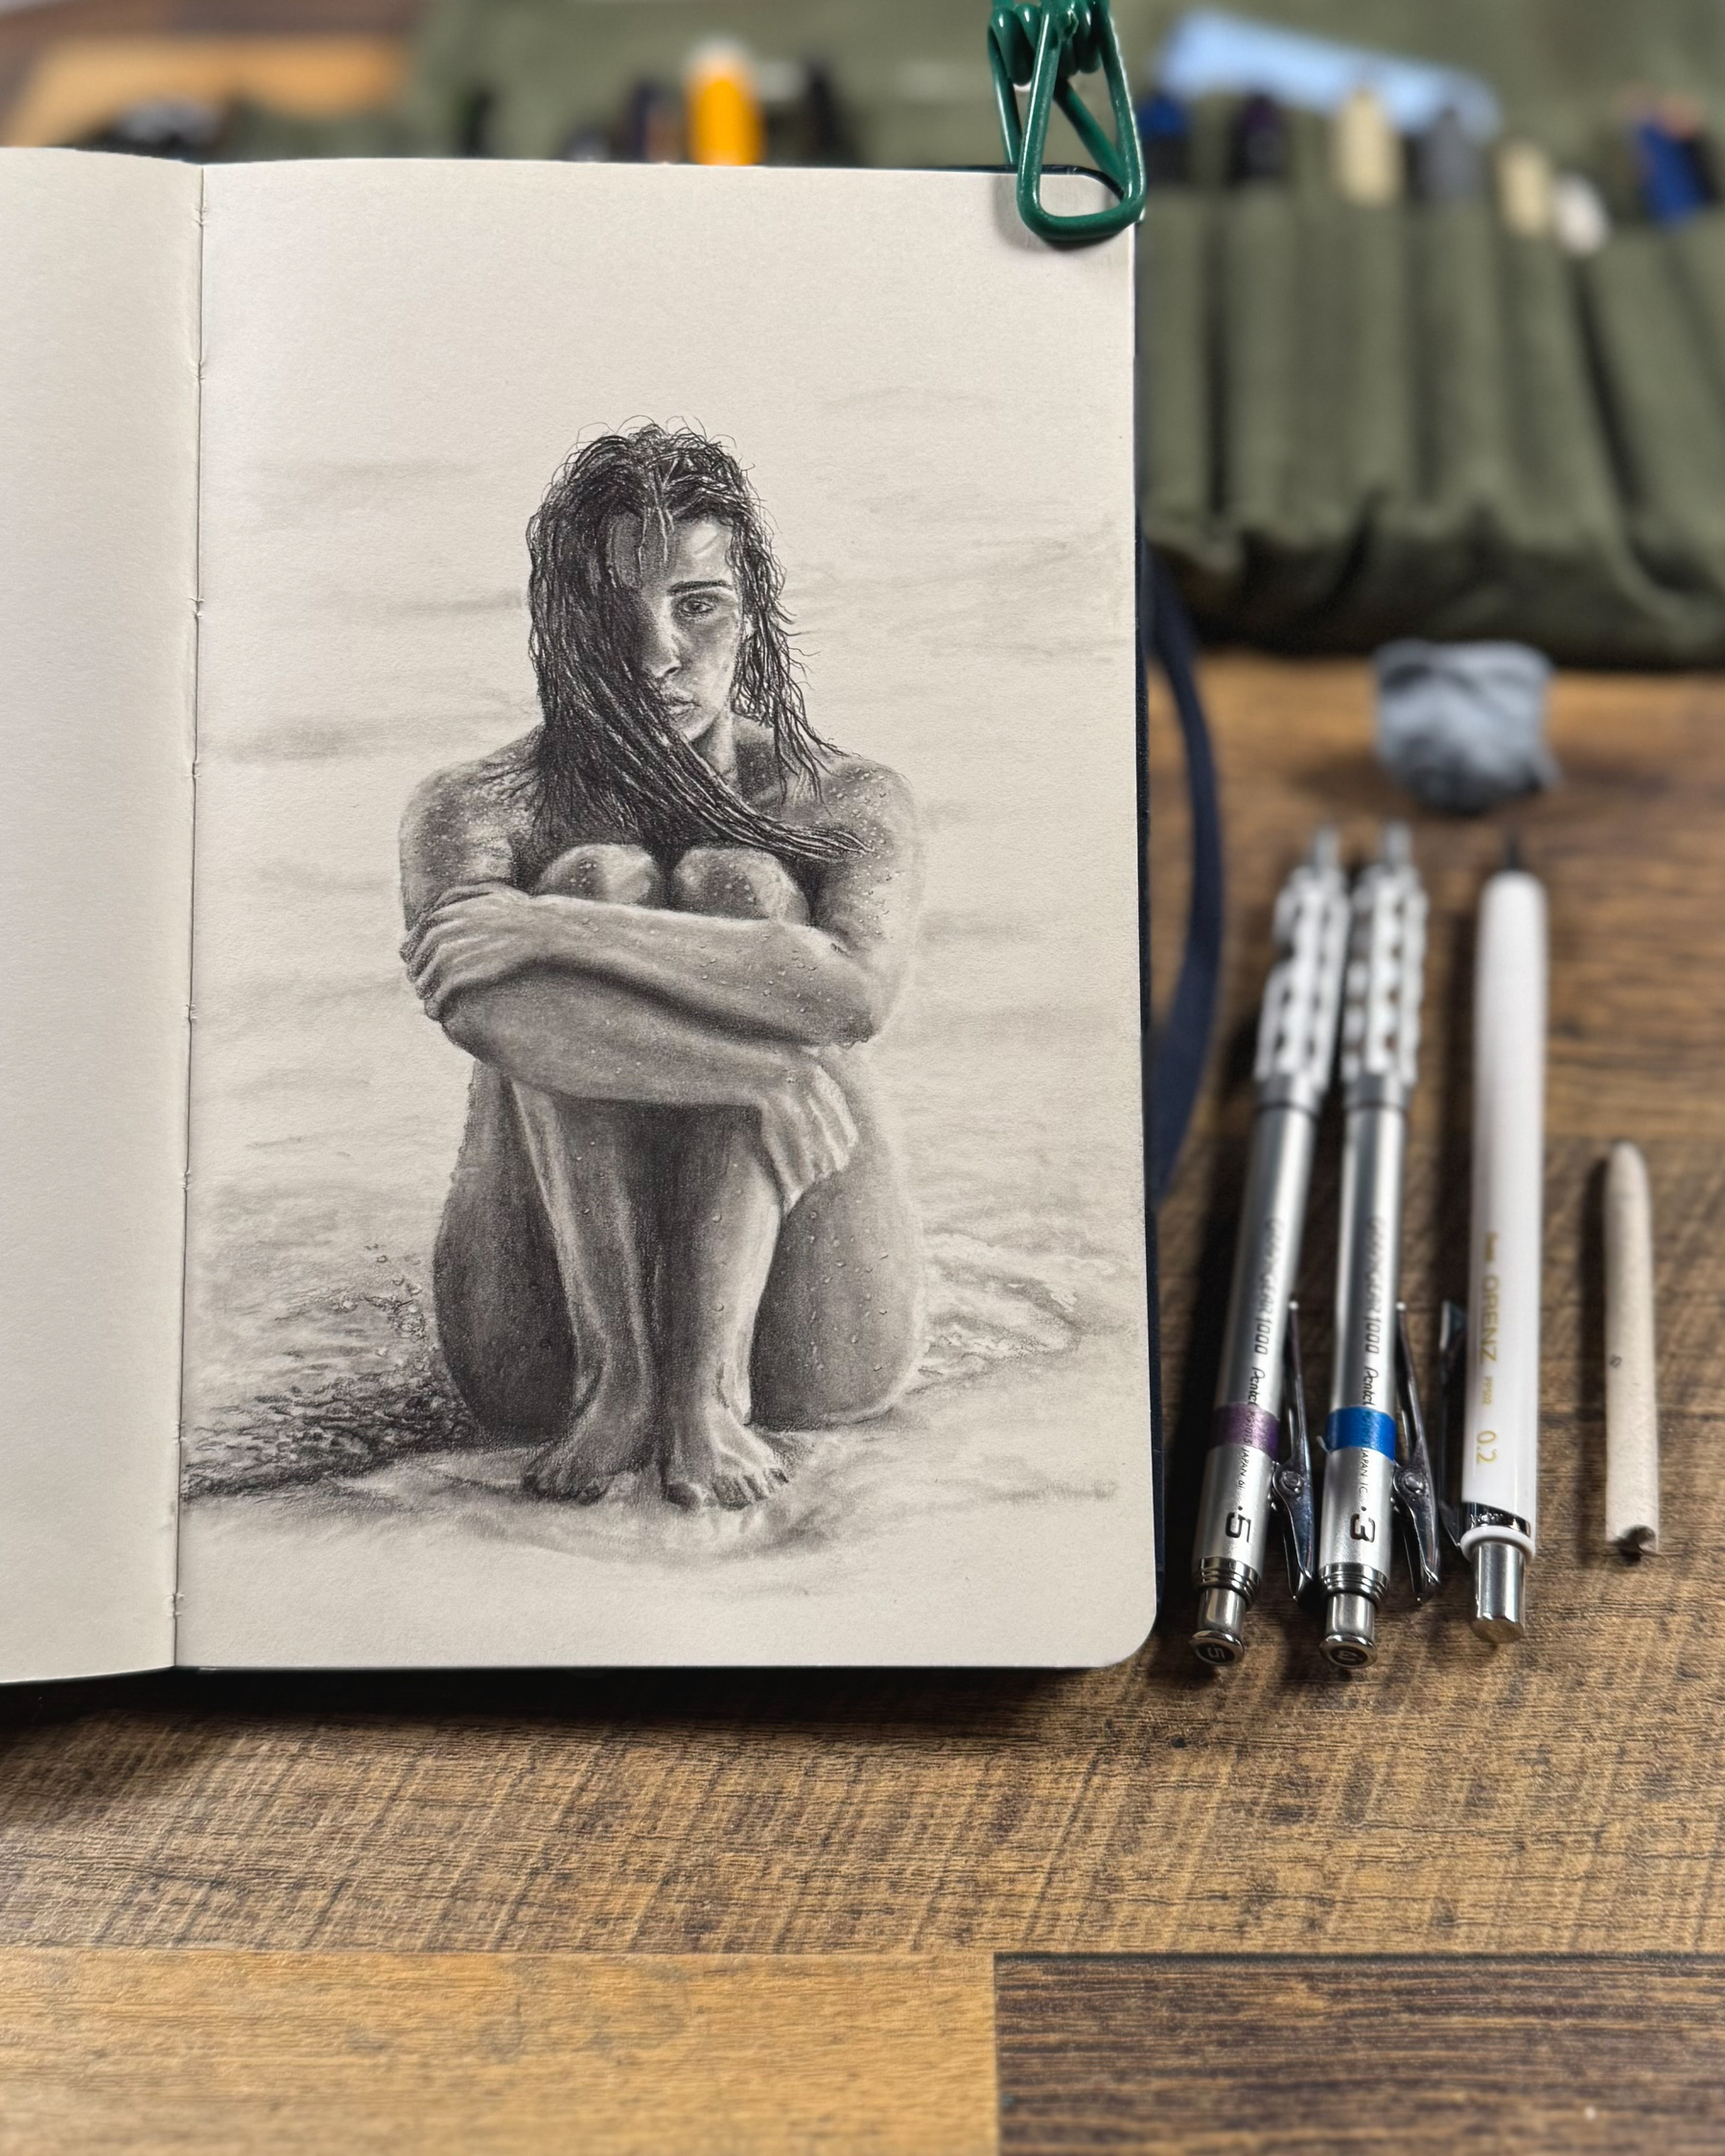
[{"x1": 524, "y1": 424, "x2": 854, "y2": 865}]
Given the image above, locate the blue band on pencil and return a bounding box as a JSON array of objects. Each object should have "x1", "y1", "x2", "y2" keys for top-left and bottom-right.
[{"x1": 1325, "y1": 1406, "x2": 1398, "y2": 1458}]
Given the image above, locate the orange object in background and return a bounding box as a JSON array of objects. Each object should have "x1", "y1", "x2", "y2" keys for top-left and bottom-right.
[{"x1": 684, "y1": 41, "x2": 763, "y2": 166}]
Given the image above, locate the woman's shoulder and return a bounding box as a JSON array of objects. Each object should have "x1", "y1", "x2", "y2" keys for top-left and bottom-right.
[
  {"x1": 819, "y1": 752, "x2": 919, "y2": 838},
  {"x1": 736, "y1": 721, "x2": 917, "y2": 831},
  {"x1": 403, "y1": 731, "x2": 538, "y2": 852}
]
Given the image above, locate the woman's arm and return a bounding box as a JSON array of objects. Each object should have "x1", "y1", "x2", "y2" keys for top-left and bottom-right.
[
  {"x1": 442, "y1": 972, "x2": 857, "y2": 1206},
  {"x1": 448, "y1": 965, "x2": 789, "y2": 1109},
  {"x1": 407, "y1": 765, "x2": 924, "y2": 1047},
  {"x1": 418, "y1": 894, "x2": 875, "y2": 1046},
  {"x1": 399, "y1": 753, "x2": 855, "y2": 1200}
]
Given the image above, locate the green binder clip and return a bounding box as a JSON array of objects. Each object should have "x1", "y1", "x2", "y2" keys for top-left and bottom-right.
[{"x1": 988, "y1": 0, "x2": 1147, "y2": 245}]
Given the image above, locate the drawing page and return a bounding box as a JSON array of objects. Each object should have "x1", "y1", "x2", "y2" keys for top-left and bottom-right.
[
  {"x1": 176, "y1": 160, "x2": 1153, "y2": 1667},
  {"x1": 0, "y1": 151, "x2": 198, "y2": 1681}
]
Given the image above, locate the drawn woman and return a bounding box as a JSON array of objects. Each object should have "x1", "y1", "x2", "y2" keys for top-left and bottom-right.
[{"x1": 401, "y1": 425, "x2": 924, "y2": 1510}]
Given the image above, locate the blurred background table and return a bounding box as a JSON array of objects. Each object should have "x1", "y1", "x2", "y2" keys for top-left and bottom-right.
[
  {"x1": 4, "y1": 651, "x2": 1724, "y2": 2151},
  {"x1": 0, "y1": 0, "x2": 418, "y2": 146}
]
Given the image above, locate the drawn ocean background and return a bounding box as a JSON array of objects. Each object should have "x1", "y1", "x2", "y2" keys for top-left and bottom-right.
[{"x1": 175, "y1": 164, "x2": 1152, "y2": 1662}]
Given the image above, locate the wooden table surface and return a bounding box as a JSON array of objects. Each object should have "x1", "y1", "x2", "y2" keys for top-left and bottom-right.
[{"x1": 3, "y1": 654, "x2": 1723, "y2": 2150}]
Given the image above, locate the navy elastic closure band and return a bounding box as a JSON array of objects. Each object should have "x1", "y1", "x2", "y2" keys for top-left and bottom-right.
[
  {"x1": 1137, "y1": 539, "x2": 1223, "y2": 1597},
  {"x1": 1141, "y1": 540, "x2": 1224, "y2": 1204}
]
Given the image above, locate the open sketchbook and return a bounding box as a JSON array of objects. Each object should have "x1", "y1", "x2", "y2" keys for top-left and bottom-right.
[{"x1": 0, "y1": 150, "x2": 1154, "y2": 1676}]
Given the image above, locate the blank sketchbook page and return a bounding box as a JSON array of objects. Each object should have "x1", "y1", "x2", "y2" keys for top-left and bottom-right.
[
  {"x1": 175, "y1": 161, "x2": 1153, "y2": 1666},
  {"x1": 0, "y1": 152, "x2": 197, "y2": 1681}
]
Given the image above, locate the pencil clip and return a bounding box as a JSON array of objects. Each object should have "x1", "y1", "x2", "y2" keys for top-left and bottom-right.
[
  {"x1": 1271, "y1": 1299, "x2": 1317, "y2": 1601},
  {"x1": 987, "y1": 0, "x2": 1148, "y2": 244},
  {"x1": 1434, "y1": 1298, "x2": 1467, "y2": 1550},
  {"x1": 1391, "y1": 1302, "x2": 1444, "y2": 1602}
]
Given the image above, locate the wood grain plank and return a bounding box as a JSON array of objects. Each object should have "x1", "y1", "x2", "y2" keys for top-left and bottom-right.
[
  {"x1": 3, "y1": 36, "x2": 408, "y2": 147},
  {"x1": 0, "y1": 0, "x2": 425, "y2": 138},
  {"x1": 1145, "y1": 658, "x2": 1725, "y2": 1148},
  {"x1": 1, "y1": 660, "x2": 1720, "y2": 1960},
  {"x1": 0, "y1": 1950, "x2": 996, "y2": 2154},
  {"x1": 996, "y1": 1955, "x2": 1725, "y2": 2153}
]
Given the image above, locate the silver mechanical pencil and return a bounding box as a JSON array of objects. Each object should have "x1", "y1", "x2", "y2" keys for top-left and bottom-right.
[
  {"x1": 1192, "y1": 830, "x2": 1347, "y2": 1666},
  {"x1": 1318, "y1": 824, "x2": 1428, "y2": 1668}
]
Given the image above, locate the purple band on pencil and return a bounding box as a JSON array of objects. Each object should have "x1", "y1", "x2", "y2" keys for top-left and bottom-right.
[{"x1": 1210, "y1": 1404, "x2": 1280, "y2": 1455}]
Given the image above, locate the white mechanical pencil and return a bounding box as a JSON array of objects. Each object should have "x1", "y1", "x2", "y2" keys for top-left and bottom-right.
[{"x1": 1460, "y1": 847, "x2": 1548, "y2": 1641}]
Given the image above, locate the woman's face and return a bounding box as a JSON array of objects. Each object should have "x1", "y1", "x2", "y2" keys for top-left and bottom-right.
[{"x1": 614, "y1": 514, "x2": 745, "y2": 753}]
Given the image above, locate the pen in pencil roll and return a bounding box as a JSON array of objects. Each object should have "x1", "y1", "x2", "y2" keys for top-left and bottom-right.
[
  {"x1": 685, "y1": 41, "x2": 765, "y2": 167},
  {"x1": 1459, "y1": 845, "x2": 1548, "y2": 1640},
  {"x1": 1318, "y1": 824, "x2": 1427, "y2": 1669},
  {"x1": 1191, "y1": 830, "x2": 1347, "y2": 1666}
]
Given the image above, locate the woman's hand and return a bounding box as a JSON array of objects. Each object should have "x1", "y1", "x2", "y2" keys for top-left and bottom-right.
[
  {"x1": 754, "y1": 1054, "x2": 859, "y2": 1211},
  {"x1": 403, "y1": 884, "x2": 550, "y2": 1021}
]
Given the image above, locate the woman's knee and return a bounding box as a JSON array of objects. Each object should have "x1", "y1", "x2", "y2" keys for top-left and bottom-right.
[
  {"x1": 535, "y1": 843, "x2": 663, "y2": 906},
  {"x1": 752, "y1": 1299, "x2": 924, "y2": 1430},
  {"x1": 670, "y1": 846, "x2": 808, "y2": 922}
]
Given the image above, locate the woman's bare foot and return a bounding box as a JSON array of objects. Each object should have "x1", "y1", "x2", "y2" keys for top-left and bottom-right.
[
  {"x1": 663, "y1": 1402, "x2": 790, "y2": 1510},
  {"x1": 523, "y1": 1387, "x2": 657, "y2": 1503}
]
